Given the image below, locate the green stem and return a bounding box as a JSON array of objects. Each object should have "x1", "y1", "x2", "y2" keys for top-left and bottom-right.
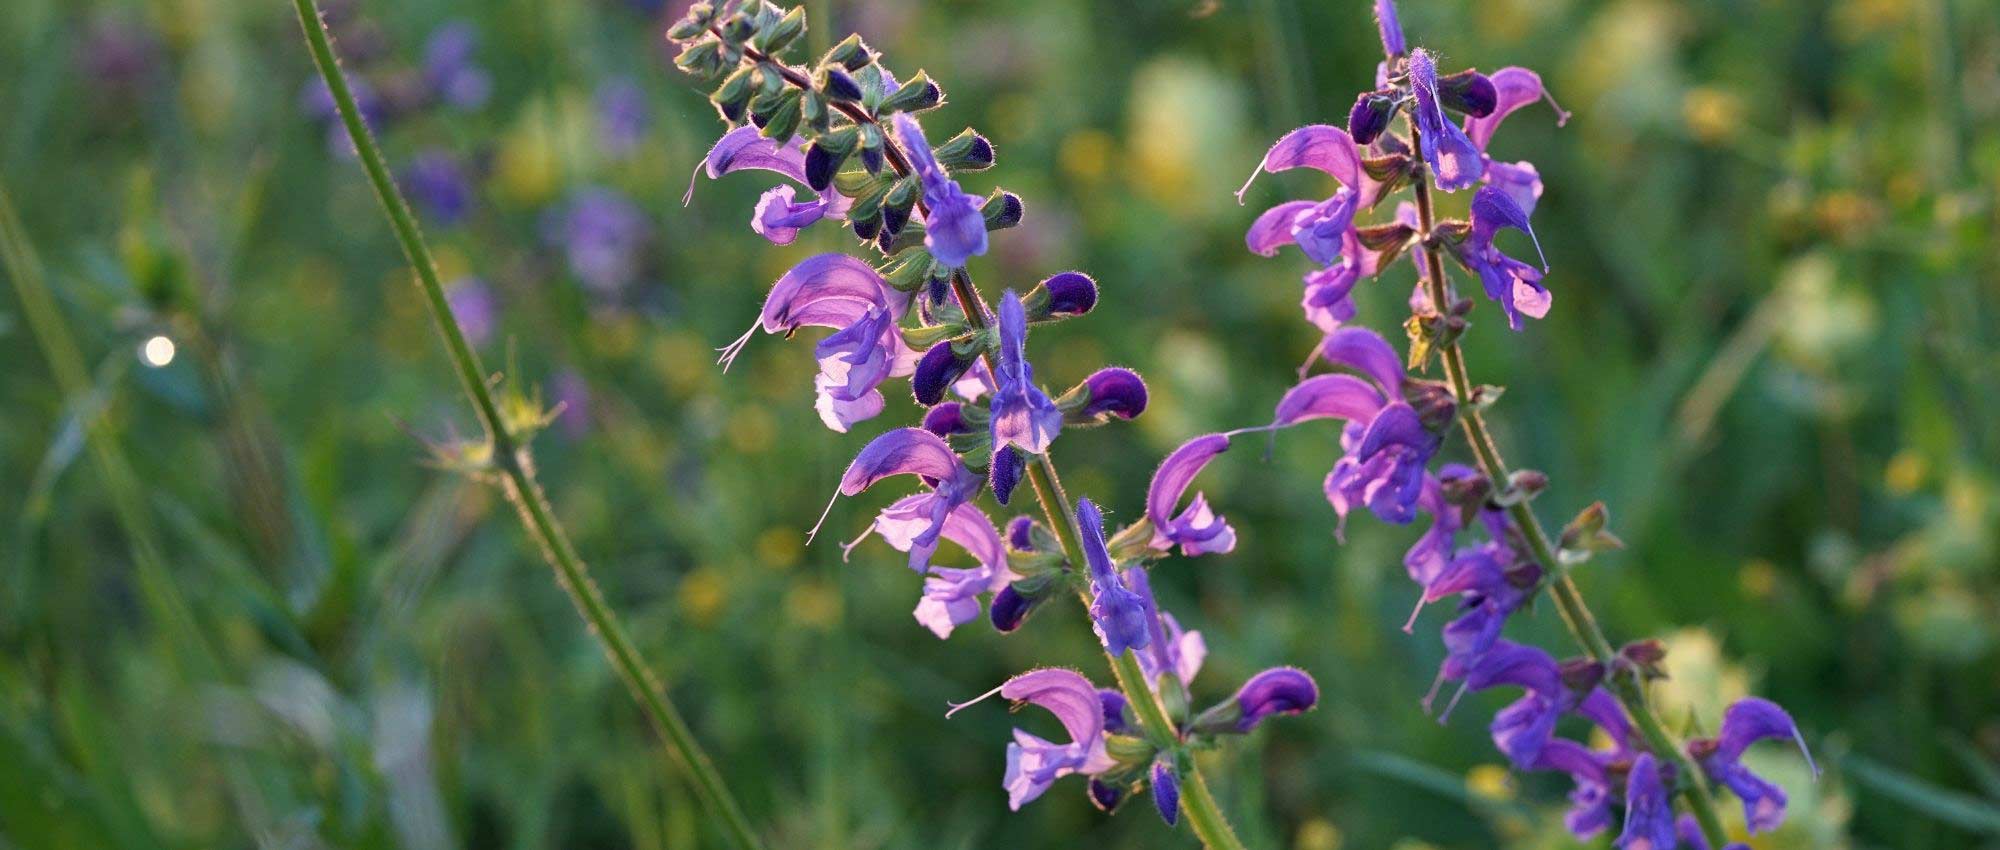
[
  {"x1": 1404, "y1": 120, "x2": 1731, "y2": 845},
  {"x1": 286, "y1": 4, "x2": 763, "y2": 848}
]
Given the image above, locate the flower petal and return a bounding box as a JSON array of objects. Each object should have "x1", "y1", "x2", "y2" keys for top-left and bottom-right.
[
  {"x1": 1272, "y1": 374, "x2": 1386, "y2": 427},
  {"x1": 1236, "y1": 125, "x2": 1362, "y2": 203}
]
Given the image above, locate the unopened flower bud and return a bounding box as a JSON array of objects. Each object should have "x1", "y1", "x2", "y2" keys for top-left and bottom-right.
[
  {"x1": 912, "y1": 341, "x2": 975, "y2": 405},
  {"x1": 991, "y1": 444, "x2": 1025, "y2": 504},
  {"x1": 1348, "y1": 90, "x2": 1400, "y2": 145},
  {"x1": 1559, "y1": 658, "x2": 1605, "y2": 694},
  {"x1": 1088, "y1": 778, "x2": 1124, "y2": 812},
  {"x1": 988, "y1": 583, "x2": 1044, "y2": 632},
  {"x1": 982, "y1": 190, "x2": 1024, "y2": 230},
  {"x1": 1059, "y1": 367, "x2": 1148, "y2": 425},
  {"x1": 1025, "y1": 271, "x2": 1097, "y2": 319},
  {"x1": 921, "y1": 401, "x2": 972, "y2": 436},
  {"x1": 818, "y1": 68, "x2": 862, "y2": 102},
  {"x1": 1193, "y1": 667, "x2": 1319, "y2": 735},
  {"x1": 1438, "y1": 69, "x2": 1498, "y2": 117},
  {"x1": 1150, "y1": 760, "x2": 1181, "y2": 827}
]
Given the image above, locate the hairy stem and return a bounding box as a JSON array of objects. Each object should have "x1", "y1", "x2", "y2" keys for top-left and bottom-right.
[
  {"x1": 288, "y1": 4, "x2": 764, "y2": 848},
  {"x1": 1404, "y1": 120, "x2": 1731, "y2": 845}
]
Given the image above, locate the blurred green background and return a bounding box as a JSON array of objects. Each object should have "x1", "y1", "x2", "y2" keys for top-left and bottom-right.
[{"x1": 2, "y1": 0, "x2": 1997, "y2": 847}]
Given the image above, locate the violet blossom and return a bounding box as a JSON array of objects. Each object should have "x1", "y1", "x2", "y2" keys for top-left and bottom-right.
[
  {"x1": 687, "y1": 126, "x2": 852, "y2": 245},
  {"x1": 716, "y1": 253, "x2": 919, "y2": 432},
  {"x1": 1689, "y1": 697, "x2": 1817, "y2": 834},
  {"x1": 814, "y1": 427, "x2": 982, "y2": 574},
  {"x1": 890, "y1": 112, "x2": 988, "y2": 268},
  {"x1": 1077, "y1": 497, "x2": 1150, "y2": 657},
  {"x1": 1145, "y1": 433, "x2": 1238, "y2": 557},
  {"x1": 422, "y1": 21, "x2": 490, "y2": 111},
  {"x1": 987, "y1": 290, "x2": 1061, "y2": 502},
  {"x1": 948, "y1": 668, "x2": 1116, "y2": 810}
]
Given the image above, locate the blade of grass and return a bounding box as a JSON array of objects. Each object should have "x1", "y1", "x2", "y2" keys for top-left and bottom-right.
[{"x1": 283, "y1": 3, "x2": 764, "y2": 847}]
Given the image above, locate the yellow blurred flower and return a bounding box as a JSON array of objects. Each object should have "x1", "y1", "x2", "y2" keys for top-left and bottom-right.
[
  {"x1": 1466, "y1": 763, "x2": 1516, "y2": 801},
  {"x1": 1293, "y1": 817, "x2": 1342, "y2": 850},
  {"x1": 755, "y1": 526, "x2": 802, "y2": 571},
  {"x1": 678, "y1": 566, "x2": 727, "y2": 626},
  {"x1": 1682, "y1": 87, "x2": 1744, "y2": 145}
]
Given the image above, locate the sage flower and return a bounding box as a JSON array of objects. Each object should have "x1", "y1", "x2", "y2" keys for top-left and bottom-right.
[
  {"x1": 1145, "y1": 433, "x2": 1237, "y2": 557},
  {"x1": 891, "y1": 113, "x2": 988, "y2": 268},
  {"x1": 1690, "y1": 697, "x2": 1817, "y2": 834},
  {"x1": 1408, "y1": 49, "x2": 1483, "y2": 191},
  {"x1": 1617, "y1": 753, "x2": 1677, "y2": 850},
  {"x1": 1454, "y1": 186, "x2": 1551, "y2": 330},
  {"x1": 949, "y1": 668, "x2": 1116, "y2": 810},
  {"x1": 716, "y1": 253, "x2": 919, "y2": 432},
  {"x1": 1078, "y1": 497, "x2": 1150, "y2": 657},
  {"x1": 816, "y1": 427, "x2": 983, "y2": 573},
  {"x1": 687, "y1": 126, "x2": 852, "y2": 245}
]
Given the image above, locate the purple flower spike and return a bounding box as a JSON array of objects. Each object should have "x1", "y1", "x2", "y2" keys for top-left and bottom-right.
[
  {"x1": 891, "y1": 113, "x2": 988, "y2": 268},
  {"x1": 1145, "y1": 434, "x2": 1238, "y2": 557},
  {"x1": 948, "y1": 668, "x2": 1116, "y2": 810},
  {"x1": 1077, "y1": 498, "x2": 1151, "y2": 657},
  {"x1": 1409, "y1": 50, "x2": 1485, "y2": 192},
  {"x1": 989, "y1": 290, "x2": 1062, "y2": 456},
  {"x1": 1374, "y1": 0, "x2": 1406, "y2": 57},
  {"x1": 1617, "y1": 753, "x2": 1677, "y2": 850},
  {"x1": 1233, "y1": 667, "x2": 1319, "y2": 732},
  {"x1": 1459, "y1": 186, "x2": 1551, "y2": 330},
  {"x1": 1040, "y1": 271, "x2": 1097, "y2": 316},
  {"x1": 1075, "y1": 367, "x2": 1148, "y2": 423},
  {"x1": 1693, "y1": 697, "x2": 1815, "y2": 834},
  {"x1": 1151, "y1": 759, "x2": 1181, "y2": 827}
]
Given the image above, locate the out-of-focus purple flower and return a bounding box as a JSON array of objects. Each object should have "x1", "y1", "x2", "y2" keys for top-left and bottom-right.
[
  {"x1": 1408, "y1": 49, "x2": 1484, "y2": 192},
  {"x1": 891, "y1": 113, "x2": 987, "y2": 268},
  {"x1": 1374, "y1": 0, "x2": 1406, "y2": 57},
  {"x1": 596, "y1": 76, "x2": 651, "y2": 157},
  {"x1": 546, "y1": 187, "x2": 647, "y2": 294},
  {"x1": 716, "y1": 254, "x2": 918, "y2": 432},
  {"x1": 300, "y1": 77, "x2": 386, "y2": 154},
  {"x1": 1151, "y1": 759, "x2": 1181, "y2": 827},
  {"x1": 687, "y1": 126, "x2": 852, "y2": 245},
  {"x1": 423, "y1": 21, "x2": 491, "y2": 110},
  {"x1": 948, "y1": 668, "x2": 1117, "y2": 810},
  {"x1": 1077, "y1": 498, "x2": 1150, "y2": 657},
  {"x1": 443, "y1": 277, "x2": 496, "y2": 346},
  {"x1": 1455, "y1": 186, "x2": 1550, "y2": 330},
  {"x1": 816, "y1": 428, "x2": 982, "y2": 573},
  {"x1": 550, "y1": 368, "x2": 591, "y2": 439},
  {"x1": 1618, "y1": 753, "x2": 1677, "y2": 850},
  {"x1": 401, "y1": 150, "x2": 473, "y2": 225},
  {"x1": 1231, "y1": 668, "x2": 1320, "y2": 732},
  {"x1": 80, "y1": 14, "x2": 161, "y2": 93},
  {"x1": 988, "y1": 289, "x2": 1062, "y2": 461},
  {"x1": 1447, "y1": 640, "x2": 1564, "y2": 767},
  {"x1": 1690, "y1": 697, "x2": 1816, "y2": 834},
  {"x1": 1145, "y1": 433, "x2": 1237, "y2": 557}
]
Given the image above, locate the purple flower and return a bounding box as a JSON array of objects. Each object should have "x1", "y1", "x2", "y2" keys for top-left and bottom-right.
[
  {"x1": 596, "y1": 76, "x2": 651, "y2": 157},
  {"x1": 1617, "y1": 753, "x2": 1677, "y2": 850},
  {"x1": 400, "y1": 150, "x2": 473, "y2": 226},
  {"x1": 1037, "y1": 271, "x2": 1098, "y2": 317},
  {"x1": 716, "y1": 254, "x2": 919, "y2": 432},
  {"x1": 546, "y1": 187, "x2": 647, "y2": 294},
  {"x1": 815, "y1": 428, "x2": 982, "y2": 574},
  {"x1": 988, "y1": 289, "x2": 1062, "y2": 458},
  {"x1": 1145, "y1": 434, "x2": 1237, "y2": 557},
  {"x1": 1463, "y1": 67, "x2": 1570, "y2": 217},
  {"x1": 1451, "y1": 640, "x2": 1563, "y2": 767},
  {"x1": 1690, "y1": 697, "x2": 1816, "y2": 834},
  {"x1": 1127, "y1": 568, "x2": 1206, "y2": 689},
  {"x1": 1534, "y1": 739, "x2": 1615, "y2": 838},
  {"x1": 1077, "y1": 497, "x2": 1151, "y2": 657},
  {"x1": 443, "y1": 277, "x2": 496, "y2": 346},
  {"x1": 1231, "y1": 667, "x2": 1320, "y2": 732},
  {"x1": 841, "y1": 494, "x2": 1009, "y2": 638},
  {"x1": 1454, "y1": 186, "x2": 1551, "y2": 330},
  {"x1": 687, "y1": 126, "x2": 852, "y2": 245},
  {"x1": 891, "y1": 113, "x2": 988, "y2": 268},
  {"x1": 551, "y1": 369, "x2": 591, "y2": 439},
  {"x1": 1238, "y1": 125, "x2": 1385, "y2": 336},
  {"x1": 423, "y1": 21, "x2": 491, "y2": 111},
  {"x1": 1408, "y1": 49, "x2": 1484, "y2": 191},
  {"x1": 948, "y1": 668, "x2": 1117, "y2": 810},
  {"x1": 1374, "y1": 0, "x2": 1406, "y2": 56},
  {"x1": 1151, "y1": 759, "x2": 1181, "y2": 827}
]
